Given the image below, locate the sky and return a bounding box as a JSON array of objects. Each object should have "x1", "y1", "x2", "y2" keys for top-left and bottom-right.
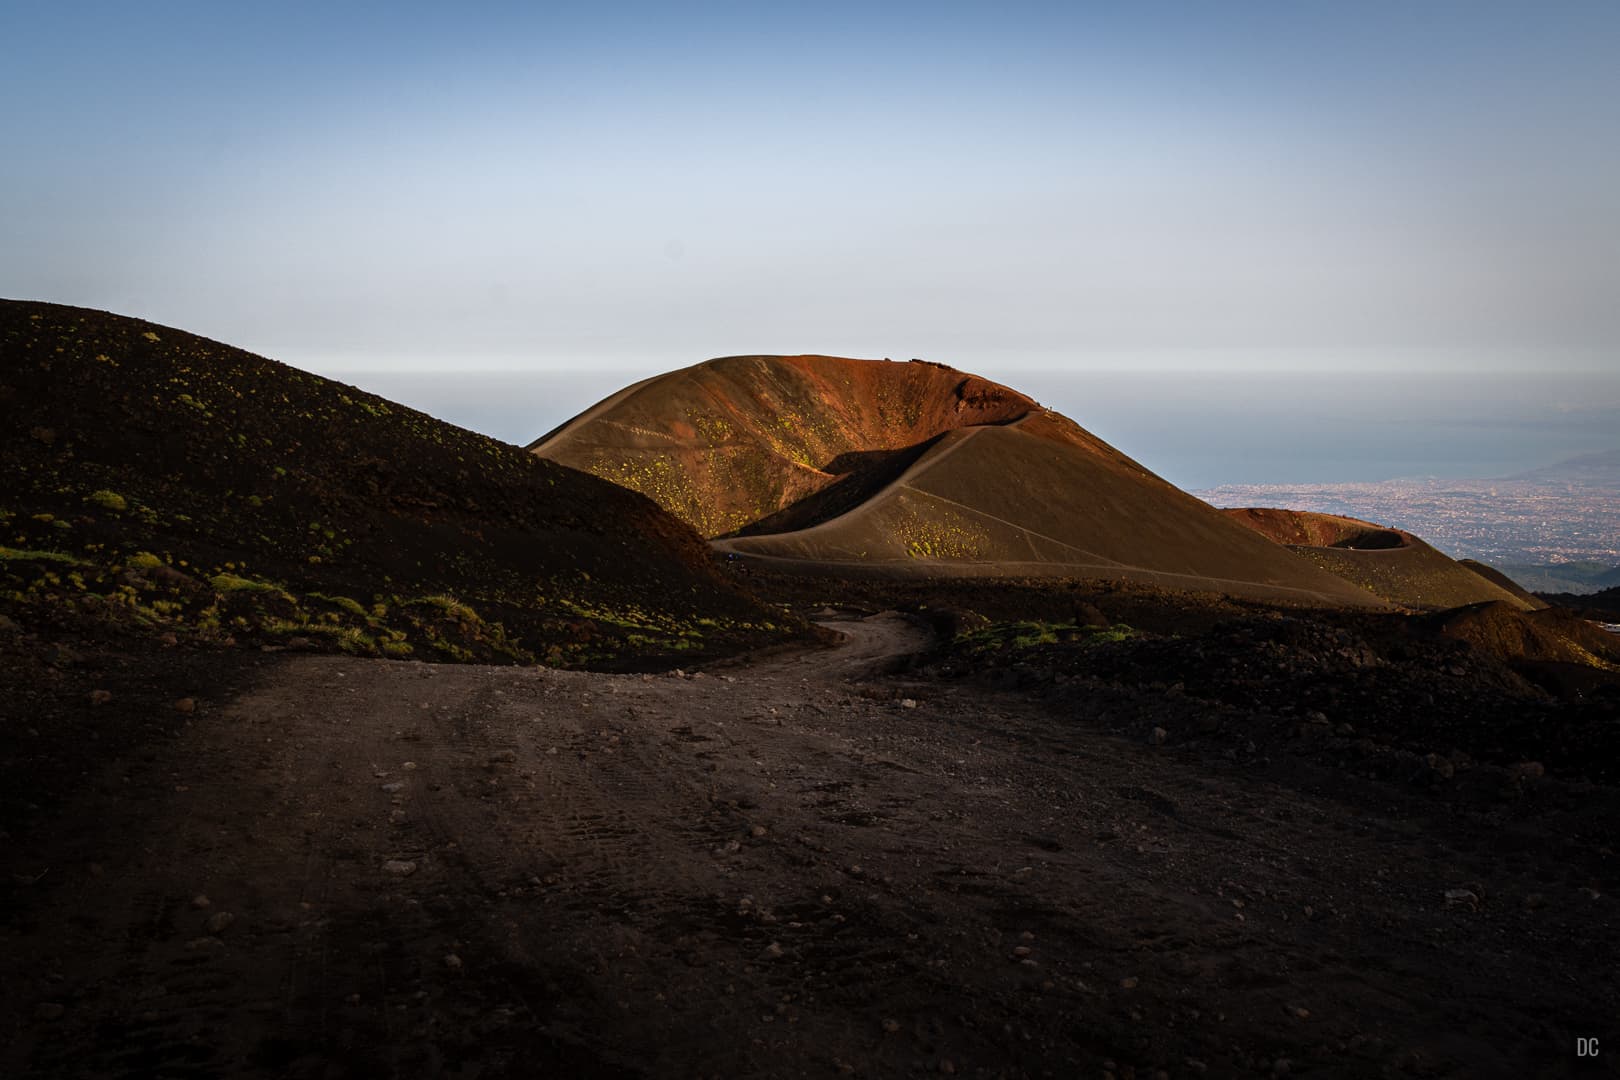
[{"x1": 3, "y1": 2, "x2": 1619, "y2": 476}]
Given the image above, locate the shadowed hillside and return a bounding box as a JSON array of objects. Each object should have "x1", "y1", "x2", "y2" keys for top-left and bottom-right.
[
  {"x1": 0, "y1": 300, "x2": 796, "y2": 667},
  {"x1": 1223, "y1": 507, "x2": 1541, "y2": 612},
  {"x1": 1538, "y1": 583, "x2": 1620, "y2": 624},
  {"x1": 1458, "y1": 558, "x2": 1546, "y2": 607},
  {"x1": 535, "y1": 356, "x2": 1388, "y2": 608},
  {"x1": 1422, "y1": 600, "x2": 1620, "y2": 670}
]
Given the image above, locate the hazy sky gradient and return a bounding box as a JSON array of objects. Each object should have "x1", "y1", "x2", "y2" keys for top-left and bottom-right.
[{"x1": 4, "y1": 1, "x2": 1619, "y2": 378}]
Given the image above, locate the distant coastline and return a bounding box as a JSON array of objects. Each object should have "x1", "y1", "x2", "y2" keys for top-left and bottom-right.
[{"x1": 1196, "y1": 449, "x2": 1620, "y2": 591}]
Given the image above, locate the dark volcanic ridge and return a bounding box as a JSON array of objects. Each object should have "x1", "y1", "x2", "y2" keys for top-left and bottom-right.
[
  {"x1": 0, "y1": 300, "x2": 798, "y2": 668},
  {"x1": 1539, "y1": 583, "x2": 1620, "y2": 625},
  {"x1": 922, "y1": 591, "x2": 1620, "y2": 783},
  {"x1": 1221, "y1": 507, "x2": 1541, "y2": 612},
  {"x1": 533, "y1": 356, "x2": 1386, "y2": 608}
]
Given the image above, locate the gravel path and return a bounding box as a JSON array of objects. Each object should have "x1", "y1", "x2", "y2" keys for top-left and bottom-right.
[{"x1": 2, "y1": 613, "x2": 1614, "y2": 1078}]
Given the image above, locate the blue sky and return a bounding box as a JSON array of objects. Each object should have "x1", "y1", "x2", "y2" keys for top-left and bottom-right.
[{"x1": 4, "y1": 1, "x2": 1619, "y2": 381}]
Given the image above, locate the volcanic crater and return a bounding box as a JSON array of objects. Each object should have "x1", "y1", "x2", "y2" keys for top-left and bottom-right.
[{"x1": 533, "y1": 356, "x2": 1388, "y2": 608}]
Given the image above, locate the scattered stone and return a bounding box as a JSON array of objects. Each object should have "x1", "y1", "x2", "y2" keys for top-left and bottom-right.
[
  {"x1": 882, "y1": 1018, "x2": 901, "y2": 1034},
  {"x1": 900, "y1": 698, "x2": 918, "y2": 709},
  {"x1": 173, "y1": 697, "x2": 196, "y2": 713},
  {"x1": 1012, "y1": 946, "x2": 1033, "y2": 958},
  {"x1": 389, "y1": 808, "x2": 409, "y2": 826},
  {"x1": 1119, "y1": 976, "x2": 1139, "y2": 989},
  {"x1": 185, "y1": 937, "x2": 225, "y2": 950},
  {"x1": 758, "y1": 942, "x2": 784, "y2": 960},
  {"x1": 1522, "y1": 892, "x2": 1546, "y2": 911},
  {"x1": 382, "y1": 860, "x2": 417, "y2": 876},
  {"x1": 1512, "y1": 761, "x2": 1546, "y2": 780},
  {"x1": 1444, "y1": 888, "x2": 1479, "y2": 909},
  {"x1": 88, "y1": 689, "x2": 112, "y2": 706},
  {"x1": 444, "y1": 953, "x2": 463, "y2": 971},
  {"x1": 488, "y1": 749, "x2": 518, "y2": 764},
  {"x1": 191, "y1": 894, "x2": 211, "y2": 909},
  {"x1": 34, "y1": 1003, "x2": 65, "y2": 1021},
  {"x1": 206, "y1": 911, "x2": 235, "y2": 934},
  {"x1": 402, "y1": 761, "x2": 418, "y2": 771},
  {"x1": 938, "y1": 1059, "x2": 956, "y2": 1075},
  {"x1": 380, "y1": 782, "x2": 404, "y2": 793},
  {"x1": 749, "y1": 825, "x2": 768, "y2": 839},
  {"x1": 1151, "y1": 727, "x2": 1168, "y2": 746}
]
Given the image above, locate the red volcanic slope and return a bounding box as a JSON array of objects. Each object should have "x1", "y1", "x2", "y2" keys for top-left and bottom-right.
[
  {"x1": 535, "y1": 356, "x2": 1389, "y2": 608},
  {"x1": 531, "y1": 356, "x2": 1044, "y2": 538}
]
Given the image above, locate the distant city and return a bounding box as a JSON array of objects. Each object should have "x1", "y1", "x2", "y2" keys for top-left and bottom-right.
[{"x1": 1196, "y1": 449, "x2": 1620, "y2": 594}]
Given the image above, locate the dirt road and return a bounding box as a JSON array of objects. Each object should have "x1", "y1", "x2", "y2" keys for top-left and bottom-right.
[{"x1": 2, "y1": 614, "x2": 1615, "y2": 1078}]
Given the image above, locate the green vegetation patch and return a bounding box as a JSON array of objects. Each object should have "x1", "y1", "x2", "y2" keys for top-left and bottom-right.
[
  {"x1": 209, "y1": 572, "x2": 284, "y2": 595},
  {"x1": 87, "y1": 489, "x2": 128, "y2": 512},
  {"x1": 955, "y1": 619, "x2": 1138, "y2": 654},
  {"x1": 0, "y1": 545, "x2": 89, "y2": 565}
]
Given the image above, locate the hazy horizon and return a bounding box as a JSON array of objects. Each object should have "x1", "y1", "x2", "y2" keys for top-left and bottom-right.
[
  {"x1": 4, "y1": 2, "x2": 1619, "y2": 381},
  {"x1": 307, "y1": 361, "x2": 1620, "y2": 492}
]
